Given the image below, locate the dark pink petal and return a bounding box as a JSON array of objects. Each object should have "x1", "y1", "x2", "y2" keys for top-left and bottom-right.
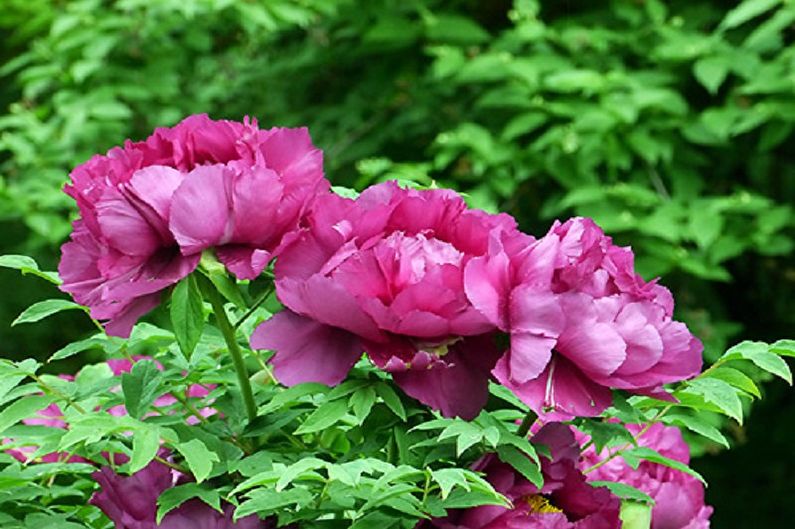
[
  {"x1": 509, "y1": 285, "x2": 565, "y2": 337},
  {"x1": 390, "y1": 335, "x2": 501, "y2": 419},
  {"x1": 104, "y1": 294, "x2": 161, "y2": 338},
  {"x1": 250, "y1": 311, "x2": 362, "y2": 386},
  {"x1": 228, "y1": 163, "x2": 283, "y2": 245},
  {"x1": 96, "y1": 187, "x2": 162, "y2": 257}
]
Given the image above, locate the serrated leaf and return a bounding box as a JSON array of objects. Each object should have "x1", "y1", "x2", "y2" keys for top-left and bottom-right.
[
  {"x1": 0, "y1": 255, "x2": 60, "y2": 284},
  {"x1": 374, "y1": 383, "x2": 406, "y2": 421},
  {"x1": 592, "y1": 481, "x2": 655, "y2": 504},
  {"x1": 0, "y1": 395, "x2": 54, "y2": 435},
  {"x1": 496, "y1": 445, "x2": 543, "y2": 488},
  {"x1": 170, "y1": 275, "x2": 205, "y2": 359},
  {"x1": 130, "y1": 426, "x2": 161, "y2": 473},
  {"x1": 681, "y1": 378, "x2": 743, "y2": 423},
  {"x1": 121, "y1": 360, "x2": 162, "y2": 420},
  {"x1": 157, "y1": 483, "x2": 222, "y2": 523},
  {"x1": 12, "y1": 299, "x2": 83, "y2": 326},
  {"x1": 294, "y1": 399, "x2": 348, "y2": 434},
  {"x1": 621, "y1": 447, "x2": 706, "y2": 485},
  {"x1": 175, "y1": 439, "x2": 219, "y2": 483},
  {"x1": 432, "y1": 468, "x2": 469, "y2": 500}
]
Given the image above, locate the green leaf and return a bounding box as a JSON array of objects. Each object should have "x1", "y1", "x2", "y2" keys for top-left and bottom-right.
[
  {"x1": 496, "y1": 445, "x2": 543, "y2": 488},
  {"x1": 722, "y1": 341, "x2": 792, "y2": 384},
  {"x1": 258, "y1": 382, "x2": 328, "y2": 414},
  {"x1": 157, "y1": 483, "x2": 222, "y2": 523},
  {"x1": 350, "y1": 387, "x2": 377, "y2": 424},
  {"x1": 0, "y1": 396, "x2": 54, "y2": 436},
  {"x1": 375, "y1": 382, "x2": 407, "y2": 421},
  {"x1": 661, "y1": 411, "x2": 730, "y2": 448},
  {"x1": 331, "y1": 186, "x2": 360, "y2": 199},
  {"x1": 621, "y1": 447, "x2": 706, "y2": 485},
  {"x1": 720, "y1": 0, "x2": 782, "y2": 30},
  {"x1": 275, "y1": 458, "x2": 328, "y2": 491},
  {"x1": 175, "y1": 439, "x2": 219, "y2": 483},
  {"x1": 0, "y1": 255, "x2": 60, "y2": 284},
  {"x1": 619, "y1": 500, "x2": 653, "y2": 529},
  {"x1": 234, "y1": 488, "x2": 314, "y2": 519},
  {"x1": 489, "y1": 382, "x2": 529, "y2": 411},
  {"x1": 771, "y1": 339, "x2": 795, "y2": 357},
  {"x1": 121, "y1": 360, "x2": 163, "y2": 420},
  {"x1": 680, "y1": 378, "x2": 744, "y2": 423},
  {"x1": 592, "y1": 481, "x2": 654, "y2": 504},
  {"x1": 294, "y1": 399, "x2": 349, "y2": 434},
  {"x1": 432, "y1": 468, "x2": 470, "y2": 499},
  {"x1": 575, "y1": 419, "x2": 635, "y2": 452},
  {"x1": 704, "y1": 366, "x2": 760, "y2": 398},
  {"x1": 693, "y1": 56, "x2": 730, "y2": 94},
  {"x1": 50, "y1": 335, "x2": 108, "y2": 361},
  {"x1": 170, "y1": 275, "x2": 205, "y2": 359},
  {"x1": 130, "y1": 425, "x2": 161, "y2": 473},
  {"x1": 12, "y1": 299, "x2": 83, "y2": 326}
]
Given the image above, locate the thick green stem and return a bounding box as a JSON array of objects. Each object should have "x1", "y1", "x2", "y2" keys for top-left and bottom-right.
[
  {"x1": 201, "y1": 276, "x2": 258, "y2": 423},
  {"x1": 516, "y1": 409, "x2": 538, "y2": 438}
]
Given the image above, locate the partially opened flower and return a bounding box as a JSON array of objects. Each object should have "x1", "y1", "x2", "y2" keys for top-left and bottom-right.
[
  {"x1": 251, "y1": 181, "x2": 517, "y2": 418},
  {"x1": 418, "y1": 423, "x2": 621, "y2": 529},
  {"x1": 580, "y1": 423, "x2": 712, "y2": 529},
  {"x1": 465, "y1": 217, "x2": 702, "y2": 419},
  {"x1": 91, "y1": 458, "x2": 268, "y2": 529},
  {"x1": 59, "y1": 114, "x2": 326, "y2": 337}
]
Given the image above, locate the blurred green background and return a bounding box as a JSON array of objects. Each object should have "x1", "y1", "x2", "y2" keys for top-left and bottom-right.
[{"x1": 0, "y1": 0, "x2": 793, "y2": 526}]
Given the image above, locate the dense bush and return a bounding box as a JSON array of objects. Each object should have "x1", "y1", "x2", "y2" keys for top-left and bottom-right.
[{"x1": 0, "y1": 1, "x2": 793, "y2": 527}]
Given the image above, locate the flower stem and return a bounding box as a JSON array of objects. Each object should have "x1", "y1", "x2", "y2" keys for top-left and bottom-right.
[
  {"x1": 233, "y1": 284, "x2": 273, "y2": 330},
  {"x1": 200, "y1": 276, "x2": 258, "y2": 423},
  {"x1": 516, "y1": 409, "x2": 538, "y2": 438}
]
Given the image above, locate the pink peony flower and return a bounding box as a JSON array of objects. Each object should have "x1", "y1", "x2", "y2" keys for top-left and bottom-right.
[
  {"x1": 579, "y1": 423, "x2": 712, "y2": 529},
  {"x1": 59, "y1": 114, "x2": 327, "y2": 337},
  {"x1": 465, "y1": 217, "x2": 702, "y2": 419},
  {"x1": 91, "y1": 458, "x2": 268, "y2": 529},
  {"x1": 418, "y1": 423, "x2": 621, "y2": 529},
  {"x1": 251, "y1": 181, "x2": 518, "y2": 418}
]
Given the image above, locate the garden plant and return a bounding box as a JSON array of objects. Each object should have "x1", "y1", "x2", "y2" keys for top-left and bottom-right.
[
  {"x1": 0, "y1": 1, "x2": 794, "y2": 528},
  {"x1": 0, "y1": 114, "x2": 792, "y2": 529}
]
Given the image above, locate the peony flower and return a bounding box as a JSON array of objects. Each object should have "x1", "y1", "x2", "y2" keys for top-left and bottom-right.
[
  {"x1": 59, "y1": 114, "x2": 327, "y2": 337},
  {"x1": 579, "y1": 423, "x2": 712, "y2": 529},
  {"x1": 465, "y1": 217, "x2": 702, "y2": 419},
  {"x1": 418, "y1": 423, "x2": 621, "y2": 529},
  {"x1": 251, "y1": 181, "x2": 517, "y2": 418},
  {"x1": 91, "y1": 458, "x2": 268, "y2": 529}
]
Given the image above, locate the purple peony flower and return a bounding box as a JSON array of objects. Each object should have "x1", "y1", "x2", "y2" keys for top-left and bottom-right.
[
  {"x1": 465, "y1": 217, "x2": 702, "y2": 419},
  {"x1": 59, "y1": 114, "x2": 327, "y2": 337},
  {"x1": 251, "y1": 181, "x2": 518, "y2": 418},
  {"x1": 90, "y1": 458, "x2": 268, "y2": 529},
  {"x1": 580, "y1": 423, "x2": 712, "y2": 529},
  {"x1": 418, "y1": 423, "x2": 621, "y2": 529}
]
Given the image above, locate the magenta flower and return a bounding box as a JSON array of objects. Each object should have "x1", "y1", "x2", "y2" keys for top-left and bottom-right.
[
  {"x1": 465, "y1": 217, "x2": 702, "y2": 419},
  {"x1": 91, "y1": 458, "x2": 268, "y2": 529},
  {"x1": 580, "y1": 423, "x2": 712, "y2": 529},
  {"x1": 418, "y1": 423, "x2": 621, "y2": 529},
  {"x1": 251, "y1": 181, "x2": 517, "y2": 418},
  {"x1": 59, "y1": 114, "x2": 327, "y2": 337}
]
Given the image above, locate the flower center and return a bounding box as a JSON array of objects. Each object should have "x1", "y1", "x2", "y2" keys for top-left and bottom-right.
[{"x1": 525, "y1": 494, "x2": 562, "y2": 514}]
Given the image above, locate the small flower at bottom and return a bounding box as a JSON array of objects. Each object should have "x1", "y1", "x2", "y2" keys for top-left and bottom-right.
[
  {"x1": 418, "y1": 423, "x2": 621, "y2": 529},
  {"x1": 579, "y1": 423, "x2": 713, "y2": 529}
]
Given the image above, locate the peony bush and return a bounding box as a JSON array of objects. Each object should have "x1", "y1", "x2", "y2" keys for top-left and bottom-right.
[{"x1": 0, "y1": 115, "x2": 792, "y2": 529}]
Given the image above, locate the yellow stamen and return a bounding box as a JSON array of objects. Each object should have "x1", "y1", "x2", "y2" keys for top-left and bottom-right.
[{"x1": 526, "y1": 495, "x2": 562, "y2": 514}]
